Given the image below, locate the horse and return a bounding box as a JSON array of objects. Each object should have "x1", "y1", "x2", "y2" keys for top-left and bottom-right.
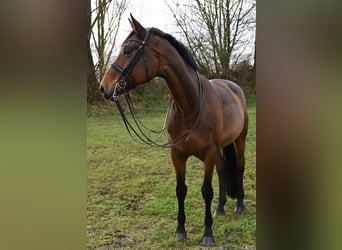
[{"x1": 99, "y1": 14, "x2": 248, "y2": 246}]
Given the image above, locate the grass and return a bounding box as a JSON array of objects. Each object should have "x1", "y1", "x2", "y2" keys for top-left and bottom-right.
[{"x1": 87, "y1": 94, "x2": 256, "y2": 249}]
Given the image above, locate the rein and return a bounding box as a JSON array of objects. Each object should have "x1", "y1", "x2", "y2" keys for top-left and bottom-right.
[
  {"x1": 110, "y1": 29, "x2": 204, "y2": 148},
  {"x1": 114, "y1": 71, "x2": 204, "y2": 148}
]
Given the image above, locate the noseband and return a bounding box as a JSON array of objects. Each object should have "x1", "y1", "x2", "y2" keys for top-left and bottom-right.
[{"x1": 111, "y1": 30, "x2": 151, "y2": 100}]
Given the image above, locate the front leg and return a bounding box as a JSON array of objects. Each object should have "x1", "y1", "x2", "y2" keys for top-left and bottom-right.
[
  {"x1": 175, "y1": 176, "x2": 187, "y2": 241},
  {"x1": 214, "y1": 154, "x2": 227, "y2": 216},
  {"x1": 171, "y1": 149, "x2": 187, "y2": 241},
  {"x1": 202, "y1": 174, "x2": 214, "y2": 245}
]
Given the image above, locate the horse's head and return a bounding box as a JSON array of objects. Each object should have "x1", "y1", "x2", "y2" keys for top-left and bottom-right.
[{"x1": 100, "y1": 14, "x2": 159, "y2": 100}]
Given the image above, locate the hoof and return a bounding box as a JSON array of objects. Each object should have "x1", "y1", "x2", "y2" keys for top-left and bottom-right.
[
  {"x1": 202, "y1": 235, "x2": 214, "y2": 246},
  {"x1": 213, "y1": 208, "x2": 225, "y2": 217},
  {"x1": 234, "y1": 205, "x2": 245, "y2": 214},
  {"x1": 175, "y1": 232, "x2": 186, "y2": 241}
]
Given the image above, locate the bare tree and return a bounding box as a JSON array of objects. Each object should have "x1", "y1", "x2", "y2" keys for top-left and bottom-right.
[
  {"x1": 87, "y1": 0, "x2": 129, "y2": 103},
  {"x1": 91, "y1": 0, "x2": 129, "y2": 79},
  {"x1": 167, "y1": 0, "x2": 255, "y2": 80}
]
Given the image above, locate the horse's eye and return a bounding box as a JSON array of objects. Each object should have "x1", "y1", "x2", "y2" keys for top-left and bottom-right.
[{"x1": 123, "y1": 47, "x2": 131, "y2": 55}]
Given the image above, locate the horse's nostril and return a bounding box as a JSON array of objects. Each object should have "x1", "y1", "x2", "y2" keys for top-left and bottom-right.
[{"x1": 99, "y1": 85, "x2": 104, "y2": 93}]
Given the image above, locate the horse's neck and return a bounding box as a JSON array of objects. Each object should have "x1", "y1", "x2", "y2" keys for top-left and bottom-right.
[{"x1": 159, "y1": 51, "x2": 199, "y2": 118}]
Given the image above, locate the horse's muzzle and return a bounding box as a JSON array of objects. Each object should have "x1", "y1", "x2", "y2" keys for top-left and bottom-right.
[{"x1": 99, "y1": 84, "x2": 115, "y2": 100}]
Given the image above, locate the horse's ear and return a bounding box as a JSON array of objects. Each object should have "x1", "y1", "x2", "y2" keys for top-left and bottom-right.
[{"x1": 129, "y1": 13, "x2": 145, "y2": 38}]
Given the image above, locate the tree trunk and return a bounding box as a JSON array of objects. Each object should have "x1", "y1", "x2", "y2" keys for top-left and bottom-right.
[
  {"x1": 87, "y1": 0, "x2": 102, "y2": 104},
  {"x1": 252, "y1": 39, "x2": 256, "y2": 88},
  {"x1": 87, "y1": 40, "x2": 101, "y2": 103}
]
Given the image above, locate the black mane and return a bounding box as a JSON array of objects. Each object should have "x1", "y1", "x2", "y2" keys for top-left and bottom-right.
[
  {"x1": 124, "y1": 27, "x2": 199, "y2": 71},
  {"x1": 149, "y1": 28, "x2": 199, "y2": 71}
]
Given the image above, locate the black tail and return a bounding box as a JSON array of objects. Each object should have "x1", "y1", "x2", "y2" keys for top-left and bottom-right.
[{"x1": 223, "y1": 143, "x2": 237, "y2": 199}]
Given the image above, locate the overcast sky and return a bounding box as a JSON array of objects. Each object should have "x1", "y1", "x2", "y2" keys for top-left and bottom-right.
[
  {"x1": 117, "y1": 0, "x2": 177, "y2": 43},
  {"x1": 92, "y1": 0, "x2": 255, "y2": 64}
]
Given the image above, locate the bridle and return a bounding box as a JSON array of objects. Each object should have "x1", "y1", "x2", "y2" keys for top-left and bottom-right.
[
  {"x1": 111, "y1": 29, "x2": 151, "y2": 100},
  {"x1": 109, "y1": 29, "x2": 204, "y2": 148}
]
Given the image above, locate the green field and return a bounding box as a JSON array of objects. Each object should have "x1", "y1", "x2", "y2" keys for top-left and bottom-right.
[{"x1": 87, "y1": 95, "x2": 256, "y2": 249}]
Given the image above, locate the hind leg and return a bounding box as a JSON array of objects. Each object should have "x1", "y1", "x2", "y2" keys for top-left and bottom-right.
[{"x1": 234, "y1": 134, "x2": 247, "y2": 214}]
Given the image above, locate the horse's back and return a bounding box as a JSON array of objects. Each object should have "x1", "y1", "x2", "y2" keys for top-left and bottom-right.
[{"x1": 209, "y1": 79, "x2": 246, "y2": 109}]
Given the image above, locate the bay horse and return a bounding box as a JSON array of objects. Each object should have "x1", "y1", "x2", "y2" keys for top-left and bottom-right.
[{"x1": 99, "y1": 14, "x2": 248, "y2": 246}]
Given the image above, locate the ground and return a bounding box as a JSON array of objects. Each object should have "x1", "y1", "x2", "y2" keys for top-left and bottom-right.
[{"x1": 87, "y1": 94, "x2": 256, "y2": 249}]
